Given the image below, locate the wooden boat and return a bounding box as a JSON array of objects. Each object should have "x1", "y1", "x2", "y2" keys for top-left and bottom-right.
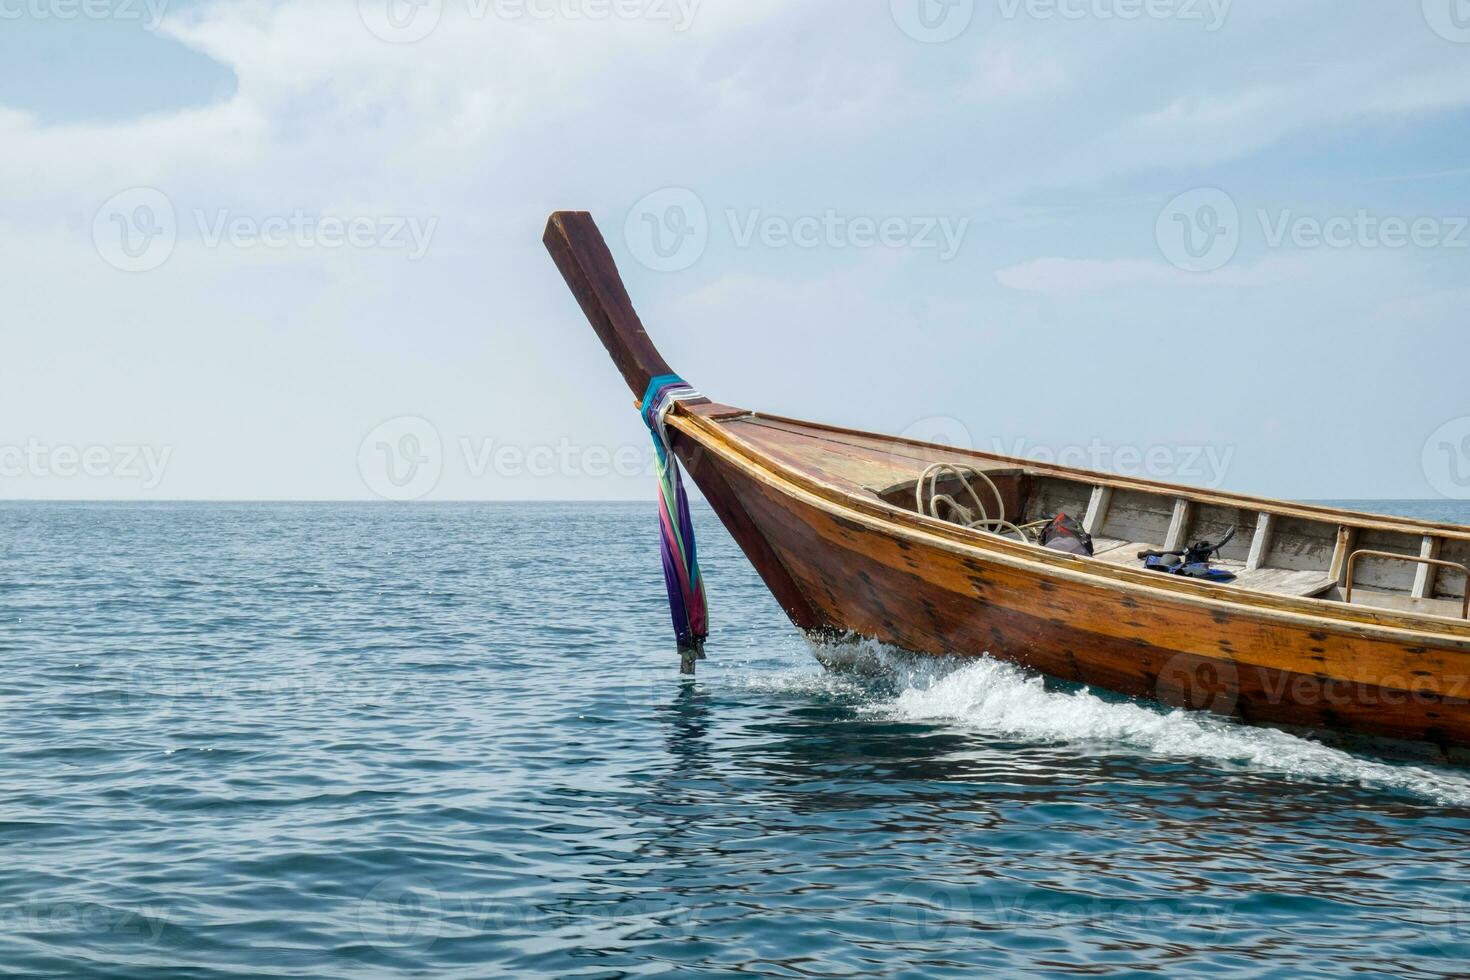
[{"x1": 545, "y1": 210, "x2": 1470, "y2": 758}]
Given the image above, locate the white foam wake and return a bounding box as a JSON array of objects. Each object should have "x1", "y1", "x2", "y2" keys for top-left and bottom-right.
[{"x1": 799, "y1": 640, "x2": 1470, "y2": 807}]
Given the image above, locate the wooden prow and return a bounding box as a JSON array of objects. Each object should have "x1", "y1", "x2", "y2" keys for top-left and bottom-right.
[
  {"x1": 543, "y1": 210, "x2": 829, "y2": 639},
  {"x1": 544, "y1": 211, "x2": 691, "y2": 401},
  {"x1": 543, "y1": 214, "x2": 1470, "y2": 748}
]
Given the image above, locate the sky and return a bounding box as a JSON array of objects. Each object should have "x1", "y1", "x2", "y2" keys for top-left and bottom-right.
[{"x1": 2, "y1": 0, "x2": 1468, "y2": 502}]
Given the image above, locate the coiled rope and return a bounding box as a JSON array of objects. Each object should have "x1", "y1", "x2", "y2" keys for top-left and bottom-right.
[{"x1": 914, "y1": 462, "x2": 1032, "y2": 543}]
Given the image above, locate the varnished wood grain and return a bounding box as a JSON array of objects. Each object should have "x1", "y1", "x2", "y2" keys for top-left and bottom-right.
[
  {"x1": 692, "y1": 417, "x2": 1470, "y2": 749},
  {"x1": 544, "y1": 209, "x2": 1470, "y2": 754},
  {"x1": 544, "y1": 212, "x2": 698, "y2": 401}
]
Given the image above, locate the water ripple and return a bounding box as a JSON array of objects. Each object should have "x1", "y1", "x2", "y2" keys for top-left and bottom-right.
[{"x1": 0, "y1": 501, "x2": 1468, "y2": 977}]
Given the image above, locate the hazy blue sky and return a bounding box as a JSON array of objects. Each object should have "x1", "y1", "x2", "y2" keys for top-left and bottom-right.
[{"x1": 3, "y1": 0, "x2": 1468, "y2": 501}]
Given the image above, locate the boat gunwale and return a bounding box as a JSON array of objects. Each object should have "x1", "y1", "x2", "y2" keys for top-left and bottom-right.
[
  {"x1": 673, "y1": 407, "x2": 1470, "y2": 645},
  {"x1": 742, "y1": 410, "x2": 1470, "y2": 545}
]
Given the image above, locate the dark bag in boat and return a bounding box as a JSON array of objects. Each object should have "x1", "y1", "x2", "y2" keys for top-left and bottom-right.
[{"x1": 1040, "y1": 513, "x2": 1094, "y2": 557}]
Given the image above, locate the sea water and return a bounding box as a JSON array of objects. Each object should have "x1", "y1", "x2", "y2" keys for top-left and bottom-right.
[{"x1": 2, "y1": 500, "x2": 1468, "y2": 977}]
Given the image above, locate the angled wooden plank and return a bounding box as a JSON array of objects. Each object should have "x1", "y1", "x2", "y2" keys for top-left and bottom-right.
[
  {"x1": 1331, "y1": 526, "x2": 1357, "y2": 586},
  {"x1": 1246, "y1": 512, "x2": 1275, "y2": 571},
  {"x1": 1083, "y1": 486, "x2": 1114, "y2": 537},
  {"x1": 544, "y1": 211, "x2": 692, "y2": 400},
  {"x1": 1163, "y1": 498, "x2": 1192, "y2": 552},
  {"x1": 1414, "y1": 536, "x2": 1444, "y2": 599}
]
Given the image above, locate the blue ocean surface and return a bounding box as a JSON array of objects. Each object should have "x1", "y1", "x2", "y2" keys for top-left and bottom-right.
[{"x1": 3, "y1": 499, "x2": 1470, "y2": 977}]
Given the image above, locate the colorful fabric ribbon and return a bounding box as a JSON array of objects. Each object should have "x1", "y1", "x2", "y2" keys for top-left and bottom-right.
[{"x1": 640, "y1": 375, "x2": 709, "y2": 665}]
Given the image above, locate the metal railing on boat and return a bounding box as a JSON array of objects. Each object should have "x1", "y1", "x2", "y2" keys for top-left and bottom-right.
[{"x1": 1344, "y1": 549, "x2": 1470, "y2": 619}]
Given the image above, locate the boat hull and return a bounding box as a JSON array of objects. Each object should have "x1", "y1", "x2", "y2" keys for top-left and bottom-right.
[
  {"x1": 675, "y1": 426, "x2": 1470, "y2": 754},
  {"x1": 542, "y1": 208, "x2": 1470, "y2": 759}
]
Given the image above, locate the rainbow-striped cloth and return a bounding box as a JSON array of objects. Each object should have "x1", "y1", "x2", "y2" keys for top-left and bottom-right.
[{"x1": 640, "y1": 375, "x2": 709, "y2": 660}]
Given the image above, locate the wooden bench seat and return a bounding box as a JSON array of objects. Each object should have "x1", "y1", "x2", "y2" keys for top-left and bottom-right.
[{"x1": 1228, "y1": 566, "x2": 1337, "y2": 598}]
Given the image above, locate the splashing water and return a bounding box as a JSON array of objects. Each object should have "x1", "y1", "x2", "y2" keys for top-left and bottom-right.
[{"x1": 730, "y1": 638, "x2": 1470, "y2": 807}]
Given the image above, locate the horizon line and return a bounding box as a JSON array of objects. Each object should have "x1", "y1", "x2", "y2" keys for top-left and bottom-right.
[{"x1": 0, "y1": 497, "x2": 1458, "y2": 505}]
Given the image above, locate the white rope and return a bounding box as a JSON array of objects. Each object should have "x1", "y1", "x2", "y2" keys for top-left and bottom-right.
[
  {"x1": 915, "y1": 462, "x2": 1030, "y2": 544},
  {"x1": 649, "y1": 386, "x2": 704, "y2": 451}
]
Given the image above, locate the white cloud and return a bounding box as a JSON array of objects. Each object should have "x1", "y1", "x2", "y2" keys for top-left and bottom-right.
[
  {"x1": 1080, "y1": 39, "x2": 1470, "y2": 178},
  {"x1": 2, "y1": 0, "x2": 1466, "y2": 498}
]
